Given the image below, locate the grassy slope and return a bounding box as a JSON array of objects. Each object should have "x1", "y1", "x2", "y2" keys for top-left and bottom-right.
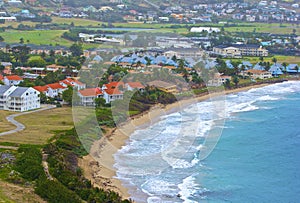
[{"x1": 0, "y1": 107, "x2": 74, "y2": 145}]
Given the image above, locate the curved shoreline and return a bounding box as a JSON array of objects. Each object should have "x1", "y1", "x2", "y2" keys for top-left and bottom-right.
[{"x1": 79, "y1": 82, "x2": 281, "y2": 201}]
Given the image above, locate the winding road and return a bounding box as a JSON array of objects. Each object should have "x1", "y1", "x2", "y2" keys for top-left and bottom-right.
[{"x1": 0, "y1": 105, "x2": 56, "y2": 137}]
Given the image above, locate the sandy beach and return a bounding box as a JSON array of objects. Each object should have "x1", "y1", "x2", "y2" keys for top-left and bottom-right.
[{"x1": 78, "y1": 83, "x2": 272, "y2": 201}]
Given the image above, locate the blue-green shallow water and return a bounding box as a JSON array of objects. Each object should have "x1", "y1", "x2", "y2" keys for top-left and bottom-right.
[
  {"x1": 114, "y1": 81, "x2": 300, "y2": 203},
  {"x1": 200, "y1": 91, "x2": 300, "y2": 202}
]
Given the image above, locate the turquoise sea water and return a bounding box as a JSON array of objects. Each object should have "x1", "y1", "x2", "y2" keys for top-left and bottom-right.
[{"x1": 114, "y1": 81, "x2": 300, "y2": 203}]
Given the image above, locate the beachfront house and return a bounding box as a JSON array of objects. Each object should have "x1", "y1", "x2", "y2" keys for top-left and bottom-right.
[
  {"x1": 245, "y1": 69, "x2": 272, "y2": 80},
  {"x1": 0, "y1": 85, "x2": 40, "y2": 112},
  {"x1": 102, "y1": 82, "x2": 124, "y2": 103}
]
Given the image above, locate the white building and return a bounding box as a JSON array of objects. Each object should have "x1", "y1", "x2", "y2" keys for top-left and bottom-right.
[
  {"x1": 102, "y1": 82, "x2": 124, "y2": 103},
  {"x1": 60, "y1": 78, "x2": 86, "y2": 90},
  {"x1": 4, "y1": 75, "x2": 23, "y2": 86},
  {"x1": 190, "y1": 27, "x2": 221, "y2": 33},
  {"x1": 46, "y1": 83, "x2": 67, "y2": 98},
  {"x1": 78, "y1": 87, "x2": 103, "y2": 106},
  {"x1": 0, "y1": 85, "x2": 40, "y2": 112}
]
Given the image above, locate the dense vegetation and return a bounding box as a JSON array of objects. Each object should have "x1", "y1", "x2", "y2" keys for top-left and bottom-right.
[{"x1": 10, "y1": 129, "x2": 133, "y2": 203}]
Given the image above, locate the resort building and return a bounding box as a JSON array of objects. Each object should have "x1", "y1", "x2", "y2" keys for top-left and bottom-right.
[
  {"x1": 213, "y1": 44, "x2": 268, "y2": 58},
  {"x1": 78, "y1": 87, "x2": 103, "y2": 106},
  {"x1": 164, "y1": 48, "x2": 204, "y2": 59},
  {"x1": 0, "y1": 85, "x2": 40, "y2": 112},
  {"x1": 244, "y1": 69, "x2": 272, "y2": 80},
  {"x1": 213, "y1": 46, "x2": 242, "y2": 58}
]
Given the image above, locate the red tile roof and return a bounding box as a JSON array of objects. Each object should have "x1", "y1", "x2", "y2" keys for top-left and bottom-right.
[
  {"x1": 103, "y1": 82, "x2": 124, "y2": 95},
  {"x1": 61, "y1": 78, "x2": 85, "y2": 86},
  {"x1": 79, "y1": 88, "x2": 103, "y2": 96},
  {"x1": 47, "y1": 83, "x2": 66, "y2": 90},
  {"x1": 104, "y1": 88, "x2": 122, "y2": 95},
  {"x1": 0, "y1": 74, "x2": 3, "y2": 81},
  {"x1": 5, "y1": 75, "x2": 23, "y2": 81},
  {"x1": 33, "y1": 86, "x2": 49, "y2": 92},
  {"x1": 127, "y1": 82, "x2": 144, "y2": 89},
  {"x1": 104, "y1": 81, "x2": 124, "y2": 89}
]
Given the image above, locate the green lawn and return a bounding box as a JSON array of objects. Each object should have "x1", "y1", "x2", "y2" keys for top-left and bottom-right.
[
  {"x1": 0, "y1": 30, "x2": 72, "y2": 47},
  {"x1": 231, "y1": 55, "x2": 300, "y2": 65}
]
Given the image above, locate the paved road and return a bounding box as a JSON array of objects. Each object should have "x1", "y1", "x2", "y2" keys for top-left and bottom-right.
[{"x1": 0, "y1": 105, "x2": 56, "y2": 136}]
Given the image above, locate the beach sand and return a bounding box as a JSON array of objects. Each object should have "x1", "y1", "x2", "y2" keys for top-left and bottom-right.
[{"x1": 78, "y1": 83, "x2": 271, "y2": 201}]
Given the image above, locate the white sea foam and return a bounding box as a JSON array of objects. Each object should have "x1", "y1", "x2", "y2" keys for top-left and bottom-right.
[
  {"x1": 147, "y1": 197, "x2": 162, "y2": 203},
  {"x1": 178, "y1": 176, "x2": 204, "y2": 203},
  {"x1": 257, "y1": 95, "x2": 280, "y2": 101},
  {"x1": 141, "y1": 179, "x2": 178, "y2": 196},
  {"x1": 114, "y1": 81, "x2": 300, "y2": 202}
]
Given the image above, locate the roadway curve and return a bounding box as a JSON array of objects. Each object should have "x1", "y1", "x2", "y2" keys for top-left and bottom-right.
[{"x1": 0, "y1": 105, "x2": 56, "y2": 136}]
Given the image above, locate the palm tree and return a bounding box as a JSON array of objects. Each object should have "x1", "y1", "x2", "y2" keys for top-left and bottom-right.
[
  {"x1": 232, "y1": 76, "x2": 239, "y2": 88},
  {"x1": 272, "y1": 57, "x2": 277, "y2": 64},
  {"x1": 282, "y1": 62, "x2": 288, "y2": 74}
]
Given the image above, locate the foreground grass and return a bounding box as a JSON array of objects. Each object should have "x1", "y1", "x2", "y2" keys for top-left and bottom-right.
[
  {"x1": 0, "y1": 180, "x2": 45, "y2": 203},
  {"x1": 0, "y1": 107, "x2": 73, "y2": 145},
  {"x1": 0, "y1": 111, "x2": 16, "y2": 133}
]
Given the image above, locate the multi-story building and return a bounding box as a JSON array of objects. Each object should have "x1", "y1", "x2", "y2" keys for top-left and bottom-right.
[
  {"x1": 213, "y1": 45, "x2": 242, "y2": 58},
  {"x1": 213, "y1": 44, "x2": 268, "y2": 58},
  {"x1": 0, "y1": 85, "x2": 40, "y2": 112},
  {"x1": 164, "y1": 48, "x2": 204, "y2": 59}
]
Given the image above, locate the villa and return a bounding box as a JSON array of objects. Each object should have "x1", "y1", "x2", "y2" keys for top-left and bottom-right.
[
  {"x1": 102, "y1": 82, "x2": 124, "y2": 103},
  {"x1": 244, "y1": 69, "x2": 272, "y2": 80},
  {"x1": 78, "y1": 87, "x2": 103, "y2": 106}
]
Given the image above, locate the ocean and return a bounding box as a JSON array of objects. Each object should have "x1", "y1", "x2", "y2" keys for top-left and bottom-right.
[{"x1": 114, "y1": 81, "x2": 300, "y2": 203}]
